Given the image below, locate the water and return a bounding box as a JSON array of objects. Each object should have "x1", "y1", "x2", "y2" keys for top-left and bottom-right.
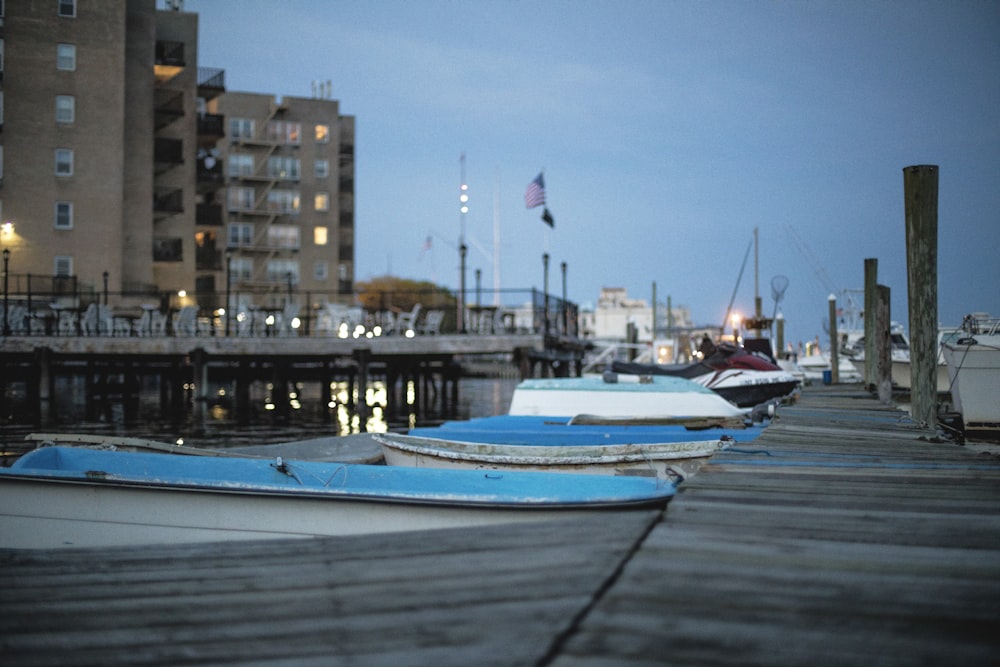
[{"x1": 1, "y1": 376, "x2": 520, "y2": 453}]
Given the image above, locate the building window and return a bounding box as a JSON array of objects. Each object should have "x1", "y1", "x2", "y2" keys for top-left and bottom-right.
[
  {"x1": 54, "y1": 202, "x2": 73, "y2": 229},
  {"x1": 314, "y1": 261, "x2": 329, "y2": 281},
  {"x1": 1, "y1": 39, "x2": 5, "y2": 78},
  {"x1": 338, "y1": 263, "x2": 348, "y2": 281},
  {"x1": 313, "y1": 226, "x2": 328, "y2": 246},
  {"x1": 267, "y1": 156, "x2": 300, "y2": 180},
  {"x1": 230, "y1": 257, "x2": 253, "y2": 281},
  {"x1": 266, "y1": 189, "x2": 300, "y2": 214},
  {"x1": 266, "y1": 120, "x2": 301, "y2": 145},
  {"x1": 315, "y1": 159, "x2": 329, "y2": 178},
  {"x1": 228, "y1": 153, "x2": 254, "y2": 178},
  {"x1": 266, "y1": 224, "x2": 300, "y2": 249},
  {"x1": 227, "y1": 186, "x2": 255, "y2": 211},
  {"x1": 315, "y1": 124, "x2": 330, "y2": 143},
  {"x1": 55, "y1": 148, "x2": 73, "y2": 176},
  {"x1": 56, "y1": 43, "x2": 76, "y2": 71},
  {"x1": 227, "y1": 222, "x2": 254, "y2": 247},
  {"x1": 267, "y1": 259, "x2": 299, "y2": 284},
  {"x1": 230, "y1": 117, "x2": 255, "y2": 140},
  {"x1": 314, "y1": 192, "x2": 329, "y2": 212},
  {"x1": 55, "y1": 95, "x2": 75, "y2": 123},
  {"x1": 54, "y1": 256, "x2": 73, "y2": 277},
  {"x1": 58, "y1": 0, "x2": 76, "y2": 18}
]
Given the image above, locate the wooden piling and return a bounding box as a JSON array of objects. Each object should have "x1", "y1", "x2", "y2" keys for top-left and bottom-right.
[
  {"x1": 875, "y1": 284, "x2": 893, "y2": 404},
  {"x1": 828, "y1": 294, "x2": 839, "y2": 383},
  {"x1": 903, "y1": 165, "x2": 939, "y2": 429},
  {"x1": 863, "y1": 258, "x2": 878, "y2": 389}
]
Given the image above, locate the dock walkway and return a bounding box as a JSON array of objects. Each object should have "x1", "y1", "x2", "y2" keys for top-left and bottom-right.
[{"x1": 2, "y1": 385, "x2": 999, "y2": 665}]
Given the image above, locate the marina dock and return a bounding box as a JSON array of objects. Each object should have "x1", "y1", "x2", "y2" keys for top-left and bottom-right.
[{"x1": 2, "y1": 384, "x2": 999, "y2": 665}]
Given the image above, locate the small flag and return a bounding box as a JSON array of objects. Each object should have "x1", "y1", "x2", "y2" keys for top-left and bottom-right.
[
  {"x1": 541, "y1": 208, "x2": 554, "y2": 228},
  {"x1": 525, "y1": 172, "x2": 545, "y2": 209},
  {"x1": 418, "y1": 235, "x2": 432, "y2": 260}
]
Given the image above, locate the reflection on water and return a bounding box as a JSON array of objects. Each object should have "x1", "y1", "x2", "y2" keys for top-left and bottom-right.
[{"x1": 1, "y1": 376, "x2": 519, "y2": 451}]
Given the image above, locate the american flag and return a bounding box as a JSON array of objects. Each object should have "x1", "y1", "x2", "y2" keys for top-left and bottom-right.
[{"x1": 524, "y1": 173, "x2": 546, "y2": 209}]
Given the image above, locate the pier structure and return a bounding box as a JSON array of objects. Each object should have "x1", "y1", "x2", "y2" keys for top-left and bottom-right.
[{"x1": 0, "y1": 331, "x2": 595, "y2": 427}]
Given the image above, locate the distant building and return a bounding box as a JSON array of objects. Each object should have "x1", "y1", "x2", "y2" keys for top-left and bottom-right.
[
  {"x1": 581, "y1": 287, "x2": 694, "y2": 343},
  {"x1": 0, "y1": 0, "x2": 354, "y2": 311}
]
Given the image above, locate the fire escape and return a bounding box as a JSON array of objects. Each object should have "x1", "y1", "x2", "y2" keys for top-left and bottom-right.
[{"x1": 227, "y1": 100, "x2": 301, "y2": 296}]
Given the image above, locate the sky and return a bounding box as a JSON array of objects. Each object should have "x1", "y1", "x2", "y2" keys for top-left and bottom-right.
[{"x1": 184, "y1": 0, "x2": 999, "y2": 346}]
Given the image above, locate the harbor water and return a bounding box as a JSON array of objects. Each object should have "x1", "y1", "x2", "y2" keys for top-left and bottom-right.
[{"x1": 1, "y1": 375, "x2": 520, "y2": 453}]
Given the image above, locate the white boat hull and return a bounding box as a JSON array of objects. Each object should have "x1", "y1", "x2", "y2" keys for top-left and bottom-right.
[
  {"x1": 941, "y1": 335, "x2": 1000, "y2": 431},
  {"x1": 0, "y1": 476, "x2": 655, "y2": 550},
  {"x1": 508, "y1": 375, "x2": 746, "y2": 419},
  {"x1": 377, "y1": 433, "x2": 726, "y2": 482}
]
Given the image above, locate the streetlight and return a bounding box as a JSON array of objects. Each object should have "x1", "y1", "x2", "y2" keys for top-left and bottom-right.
[
  {"x1": 542, "y1": 253, "x2": 550, "y2": 336},
  {"x1": 458, "y1": 154, "x2": 469, "y2": 334},
  {"x1": 2, "y1": 248, "x2": 9, "y2": 336}
]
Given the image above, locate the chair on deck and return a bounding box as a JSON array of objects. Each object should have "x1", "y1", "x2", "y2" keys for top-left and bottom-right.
[
  {"x1": 418, "y1": 309, "x2": 445, "y2": 335},
  {"x1": 396, "y1": 304, "x2": 422, "y2": 335}
]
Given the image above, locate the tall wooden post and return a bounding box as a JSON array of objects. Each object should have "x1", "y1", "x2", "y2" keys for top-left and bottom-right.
[
  {"x1": 828, "y1": 294, "x2": 839, "y2": 383},
  {"x1": 875, "y1": 284, "x2": 893, "y2": 404},
  {"x1": 863, "y1": 258, "x2": 878, "y2": 390},
  {"x1": 903, "y1": 165, "x2": 939, "y2": 429}
]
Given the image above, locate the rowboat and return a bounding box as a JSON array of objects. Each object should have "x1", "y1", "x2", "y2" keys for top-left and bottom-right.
[
  {"x1": 409, "y1": 414, "x2": 764, "y2": 445},
  {"x1": 0, "y1": 446, "x2": 675, "y2": 549},
  {"x1": 507, "y1": 373, "x2": 748, "y2": 422},
  {"x1": 377, "y1": 431, "x2": 728, "y2": 481}
]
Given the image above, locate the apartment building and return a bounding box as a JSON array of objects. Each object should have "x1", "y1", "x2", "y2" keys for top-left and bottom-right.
[{"x1": 0, "y1": 0, "x2": 354, "y2": 310}]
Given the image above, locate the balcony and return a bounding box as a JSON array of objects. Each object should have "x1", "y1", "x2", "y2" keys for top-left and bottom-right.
[
  {"x1": 153, "y1": 237, "x2": 184, "y2": 262},
  {"x1": 196, "y1": 203, "x2": 223, "y2": 226},
  {"x1": 154, "y1": 188, "x2": 184, "y2": 219},
  {"x1": 154, "y1": 41, "x2": 185, "y2": 83},
  {"x1": 197, "y1": 158, "x2": 223, "y2": 190},
  {"x1": 155, "y1": 89, "x2": 185, "y2": 130},
  {"x1": 154, "y1": 137, "x2": 183, "y2": 173},
  {"x1": 197, "y1": 67, "x2": 226, "y2": 99},
  {"x1": 197, "y1": 113, "x2": 225, "y2": 139}
]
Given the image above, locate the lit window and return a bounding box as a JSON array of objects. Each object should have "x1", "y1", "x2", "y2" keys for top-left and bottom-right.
[
  {"x1": 55, "y1": 148, "x2": 73, "y2": 176},
  {"x1": 54, "y1": 202, "x2": 73, "y2": 229},
  {"x1": 56, "y1": 44, "x2": 76, "y2": 71},
  {"x1": 315, "y1": 192, "x2": 329, "y2": 212},
  {"x1": 313, "y1": 226, "x2": 328, "y2": 246},
  {"x1": 55, "y1": 95, "x2": 75, "y2": 123},
  {"x1": 315, "y1": 124, "x2": 330, "y2": 143},
  {"x1": 315, "y1": 159, "x2": 329, "y2": 178}
]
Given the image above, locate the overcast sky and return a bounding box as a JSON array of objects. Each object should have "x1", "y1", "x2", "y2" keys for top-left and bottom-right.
[{"x1": 185, "y1": 0, "x2": 999, "y2": 345}]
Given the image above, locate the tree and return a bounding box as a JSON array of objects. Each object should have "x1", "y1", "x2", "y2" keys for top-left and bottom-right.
[{"x1": 355, "y1": 275, "x2": 456, "y2": 314}]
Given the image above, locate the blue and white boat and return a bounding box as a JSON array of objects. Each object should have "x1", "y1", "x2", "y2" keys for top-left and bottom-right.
[
  {"x1": 377, "y1": 415, "x2": 765, "y2": 480},
  {"x1": 0, "y1": 446, "x2": 675, "y2": 549},
  {"x1": 507, "y1": 373, "x2": 749, "y2": 423}
]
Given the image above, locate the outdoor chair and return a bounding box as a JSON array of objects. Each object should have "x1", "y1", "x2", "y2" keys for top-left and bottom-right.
[
  {"x1": 418, "y1": 309, "x2": 445, "y2": 335},
  {"x1": 396, "y1": 304, "x2": 422, "y2": 336}
]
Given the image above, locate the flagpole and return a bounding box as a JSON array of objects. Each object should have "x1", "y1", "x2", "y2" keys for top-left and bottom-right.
[{"x1": 493, "y1": 168, "x2": 501, "y2": 307}]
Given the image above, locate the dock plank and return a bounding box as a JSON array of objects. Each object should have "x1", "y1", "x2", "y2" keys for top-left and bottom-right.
[{"x1": 2, "y1": 385, "x2": 1000, "y2": 665}]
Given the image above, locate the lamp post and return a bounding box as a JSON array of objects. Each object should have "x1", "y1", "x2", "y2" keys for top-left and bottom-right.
[
  {"x1": 224, "y1": 250, "x2": 232, "y2": 336},
  {"x1": 560, "y1": 261, "x2": 567, "y2": 335},
  {"x1": 458, "y1": 153, "x2": 469, "y2": 334},
  {"x1": 2, "y1": 248, "x2": 10, "y2": 336},
  {"x1": 542, "y1": 253, "x2": 550, "y2": 336}
]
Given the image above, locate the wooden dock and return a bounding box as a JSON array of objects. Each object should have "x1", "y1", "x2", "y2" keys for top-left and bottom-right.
[{"x1": 2, "y1": 385, "x2": 999, "y2": 665}]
